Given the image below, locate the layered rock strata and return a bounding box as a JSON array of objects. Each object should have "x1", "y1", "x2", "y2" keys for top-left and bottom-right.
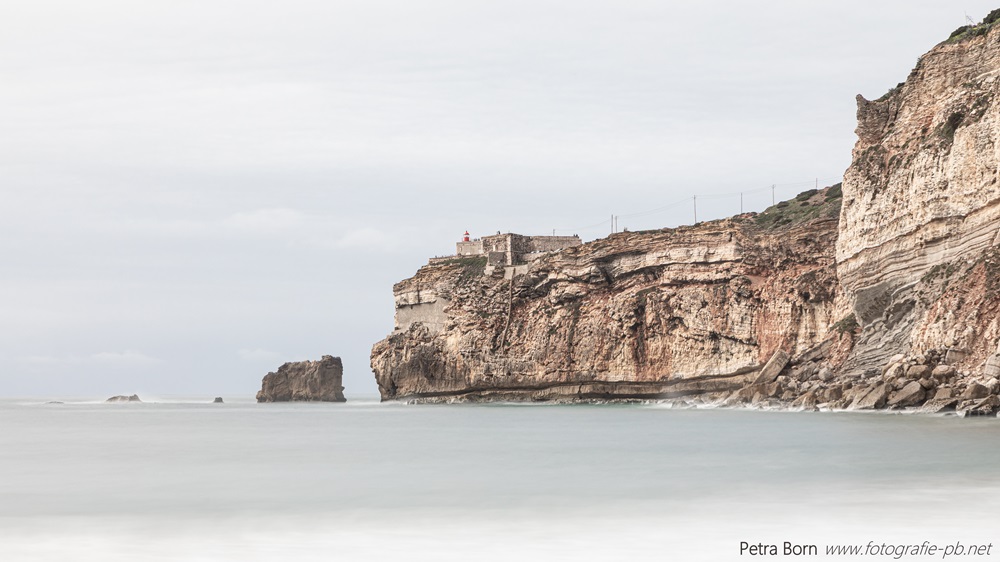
[
  {"x1": 371, "y1": 15, "x2": 1000, "y2": 415},
  {"x1": 256, "y1": 355, "x2": 346, "y2": 402},
  {"x1": 838, "y1": 18, "x2": 1000, "y2": 377},
  {"x1": 372, "y1": 189, "x2": 843, "y2": 403}
]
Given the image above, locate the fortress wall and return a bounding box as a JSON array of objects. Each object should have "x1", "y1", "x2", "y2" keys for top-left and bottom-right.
[{"x1": 527, "y1": 236, "x2": 582, "y2": 253}]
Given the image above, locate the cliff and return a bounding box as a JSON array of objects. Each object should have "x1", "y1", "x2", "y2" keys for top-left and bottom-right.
[
  {"x1": 256, "y1": 355, "x2": 347, "y2": 402},
  {"x1": 371, "y1": 189, "x2": 844, "y2": 402},
  {"x1": 838, "y1": 17, "x2": 1000, "y2": 380},
  {"x1": 371, "y1": 14, "x2": 1000, "y2": 413}
]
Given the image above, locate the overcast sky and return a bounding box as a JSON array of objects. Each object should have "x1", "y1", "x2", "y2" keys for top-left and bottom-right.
[{"x1": 2, "y1": 1, "x2": 996, "y2": 399}]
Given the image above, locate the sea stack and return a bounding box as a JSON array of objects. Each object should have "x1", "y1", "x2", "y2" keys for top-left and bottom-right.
[
  {"x1": 256, "y1": 355, "x2": 347, "y2": 402},
  {"x1": 106, "y1": 394, "x2": 141, "y2": 402}
]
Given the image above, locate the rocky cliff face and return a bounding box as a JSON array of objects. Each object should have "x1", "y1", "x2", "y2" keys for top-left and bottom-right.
[
  {"x1": 838, "y1": 19, "x2": 1000, "y2": 379},
  {"x1": 371, "y1": 189, "x2": 844, "y2": 402},
  {"x1": 371, "y1": 16, "x2": 1000, "y2": 414},
  {"x1": 256, "y1": 355, "x2": 346, "y2": 402}
]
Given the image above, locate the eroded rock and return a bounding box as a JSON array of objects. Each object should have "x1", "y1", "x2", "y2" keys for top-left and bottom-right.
[
  {"x1": 888, "y1": 381, "x2": 926, "y2": 408},
  {"x1": 106, "y1": 394, "x2": 141, "y2": 403},
  {"x1": 256, "y1": 355, "x2": 347, "y2": 403}
]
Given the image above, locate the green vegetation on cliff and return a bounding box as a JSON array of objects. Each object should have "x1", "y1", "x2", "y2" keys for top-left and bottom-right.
[
  {"x1": 947, "y1": 9, "x2": 1000, "y2": 43},
  {"x1": 754, "y1": 184, "x2": 842, "y2": 231}
]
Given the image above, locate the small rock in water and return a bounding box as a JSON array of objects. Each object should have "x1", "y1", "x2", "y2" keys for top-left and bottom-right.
[
  {"x1": 106, "y1": 394, "x2": 141, "y2": 403},
  {"x1": 213, "y1": 397, "x2": 224, "y2": 403}
]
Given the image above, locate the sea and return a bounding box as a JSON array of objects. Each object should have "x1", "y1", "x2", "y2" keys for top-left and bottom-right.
[{"x1": 1, "y1": 397, "x2": 998, "y2": 561}]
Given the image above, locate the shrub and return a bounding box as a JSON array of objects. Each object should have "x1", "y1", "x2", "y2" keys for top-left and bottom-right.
[
  {"x1": 833, "y1": 314, "x2": 859, "y2": 335},
  {"x1": 949, "y1": 25, "x2": 971, "y2": 39}
]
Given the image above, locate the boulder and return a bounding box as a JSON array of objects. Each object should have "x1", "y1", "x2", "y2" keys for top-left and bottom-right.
[
  {"x1": 933, "y1": 387, "x2": 954, "y2": 399},
  {"x1": 888, "y1": 381, "x2": 926, "y2": 408},
  {"x1": 850, "y1": 383, "x2": 890, "y2": 410},
  {"x1": 213, "y1": 397, "x2": 224, "y2": 403},
  {"x1": 883, "y1": 362, "x2": 904, "y2": 379},
  {"x1": 796, "y1": 364, "x2": 817, "y2": 382},
  {"x1": 106, "y1": 394, "x2": 141, "y2": 403},
  {"x1": 985, "y1": 354, "x2": 1000, "y2": 378},
  {"x1": 918, "y1": 378, "x2": 936, "y2": 390},
  {"x1": 931, "y1": 364, "x2": 956, "y2": 379},
  {"x1": 790, "y1": 389, "x2": 818, "y2": 410},
  {"x1": 817, "y1": 367, "x2": 834, "y2": 382},
  {"x1": 823, "y1": 386, "x2": 844, "y2": 402},
  {"x1": 960, "y1": 395, "x2": 1000, "y2": 417},
  {"x1": 729, "y1": 386, "x2": 758, "y2": 405},
  {"x1": 960, "y1": 382, "x2": 990, "y2": 401},
  {"x1": 753, "y1": 350, "x2": 791, "y2": 385},
  {"x1": 987, "y1": 378, "x2": 1000, "y2": 395},
  {"x1": 906, "y1": 365, "x2": 931, "y2": 379},
  {"x1": 256, "y1": 355, "x2": 347, "y2": 402},
  {"x1": 944, "y1": 348, "x2": 968, "y2": 365},
  {"x1": 918, "y1": 397, "x2": 958, "y2": 414}
]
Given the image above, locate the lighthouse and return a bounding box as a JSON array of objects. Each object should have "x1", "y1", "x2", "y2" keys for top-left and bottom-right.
[{"x1": 462, "y1": 230, "x2": 470, "y2": 242}]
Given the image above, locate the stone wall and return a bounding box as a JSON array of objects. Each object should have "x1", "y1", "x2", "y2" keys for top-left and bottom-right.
[
  {"x1": 526, "y1": 235, "x2": 582, "y2": 253},
  {"x1": 456, "y1": 240, "x2": 483, "y2": 256},
  {"x1": 454, "y1": 233, "x2": 583, "y2": 266}
]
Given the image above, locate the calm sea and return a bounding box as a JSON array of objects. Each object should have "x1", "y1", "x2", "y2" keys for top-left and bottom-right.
[{"x1": 1, "y1": 397, "x2": 998, "y2": 561}]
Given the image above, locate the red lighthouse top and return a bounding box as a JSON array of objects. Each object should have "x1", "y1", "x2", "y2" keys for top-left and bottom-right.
[{"x1": 463, "y1": 231, "x2": 470, "y2": 242}]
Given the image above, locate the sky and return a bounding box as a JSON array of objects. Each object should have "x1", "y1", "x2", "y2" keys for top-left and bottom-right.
[{"x1": 2, "y1": 0, "x2": 997, "y2": 399}]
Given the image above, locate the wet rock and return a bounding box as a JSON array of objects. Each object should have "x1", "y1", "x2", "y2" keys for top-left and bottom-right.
[
  {"x1": 791, "y1": 389, "x2": 818, "y2": 409},
  {"x1": 823, "y1": 386, "x2": 844, "y2": 402},
  {"x1": 960, "y1": 395, "x2": 1000, "y2": 417},
  {"x1": 730, "y1": 386, "x2": 758, "y2": 404},
  {"x1": 888, "y1": 381, "x2": 926, "y2": 408},
  {"x1": 918, "y1": 397, "x2": 958, "y2": 414},
  {"x1": 106, "y1": 394, "x2": 141, "y2": 403}
]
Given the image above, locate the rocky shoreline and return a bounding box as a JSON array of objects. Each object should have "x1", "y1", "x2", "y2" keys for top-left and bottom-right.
[{"x1": 722, "y1": 347, "x2": 1000, "y2": 416}]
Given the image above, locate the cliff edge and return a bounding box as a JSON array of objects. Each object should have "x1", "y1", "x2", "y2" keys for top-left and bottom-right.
[
  {"x1": 837, "y1": 15, "x2": 1000, "y2": 381},
  {"x1": 371, "y1": 14, "x2": 1000, "y2": 413},
  {"x1": 372, "y1": 189, "x2": 844, "y2": 403}
]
